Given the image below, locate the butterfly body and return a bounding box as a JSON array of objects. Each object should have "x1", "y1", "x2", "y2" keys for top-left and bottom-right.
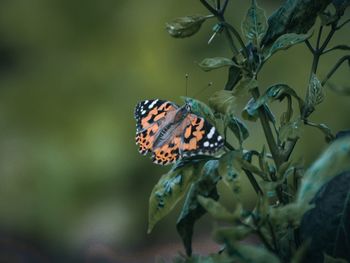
[{"x1": 134, "y1": 99, "x2": 224, "y2": 165}]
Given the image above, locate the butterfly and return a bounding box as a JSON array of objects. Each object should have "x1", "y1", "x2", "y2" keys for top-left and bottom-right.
[{"x1": 134, "y1": 99, "x2": 224, "y2": 165}]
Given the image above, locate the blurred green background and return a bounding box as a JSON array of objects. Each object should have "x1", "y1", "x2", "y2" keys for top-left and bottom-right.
[{"x1": 0, "y1": 0, "x2": 348, "y2": 262}]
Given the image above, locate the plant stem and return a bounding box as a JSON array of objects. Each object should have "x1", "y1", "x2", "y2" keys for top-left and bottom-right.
[
  {"x1": 243, "y1": 169, "x2": 263, "y2": 196},
  {"x1": 321, "y1": 55, "x2": 350, "y2": 86},
  {"x1": 251, "y1": 88, "x2": 282, "y2": 168}
]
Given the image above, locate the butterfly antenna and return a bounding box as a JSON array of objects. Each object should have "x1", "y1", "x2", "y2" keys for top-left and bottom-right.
[
  {"x1": 185, "y1": 73, "x2": 189, "y2": 97},
  {"x1": 193, "y1": 82, "x2": 213, "y2": 99}
]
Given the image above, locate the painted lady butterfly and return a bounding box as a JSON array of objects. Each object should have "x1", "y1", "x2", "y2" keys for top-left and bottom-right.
[{"x1": 134, "y1": 99, "x2": 224, "y2": 165}]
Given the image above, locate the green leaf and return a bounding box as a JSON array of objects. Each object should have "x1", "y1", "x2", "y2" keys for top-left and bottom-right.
[
  {"x1": 242, "y1": 98, "x2": 259, "y2": 121},
  {"x1": 323, "y1": 253, "x2": 348, "y2": 263},
  {"x1": 166, "y1": 15, "x2": 207, "y2": 38},
  {"x1": 279, "y1": 118, "x2": 303, "y2": 142},
  {"x1": 225, "y1": 114, "x2": 249, "y2": 145},
  {"x1": 263, "y1": 33, "x2": 312, "y2": 61},
  {"x1": 198, "y1": 57, "x2": 235, "y2": 72},
  {"x1": 306, "y1": 73, "x2": 324, "y2": 107},
  {"x1": 300, "y1": 172, "x2": 350, "y2": 262},
  {"x1": 215, "y1": 225, "x2": 252, "y2": 244},
  {"x1": 225, "y1": 243, "x2": 281, "y2": 263},
  {"x1": 209, "y1": 90, "x2": 237, "y2": 115},
  {"x1": 148, "y1": 162, "x2": 202, "y2": 233},
  {"x1": 297, "y1": 136, "x2": 350, "y2": 209},
  {"x1": 176, "y1": 160, "x2": 220, "y2": 256},
  {"x1": 181, "y1": 97, "x2": 216, "y2": 125},
  {"x1": 224, "y1": 65, "x2": 242, "y2": 91},
  {"x1": 218, "y1": 151, "x2": 244, "y2": 193},
  {"x1": 242, "y1": 0, "x2": 268, "y2": 45},
  {"x1": 265, "y1": 84, "x2": 304, "y2": 112},
  {"x1": 197, "y1": 196, "x2": 239, "y2": 221}
]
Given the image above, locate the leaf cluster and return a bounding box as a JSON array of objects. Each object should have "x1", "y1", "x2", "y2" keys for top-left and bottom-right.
[{"x1": 147, "y1": 0, "x2": 350, "y2": 262}]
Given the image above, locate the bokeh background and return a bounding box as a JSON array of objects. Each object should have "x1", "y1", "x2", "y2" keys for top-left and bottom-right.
[{"x1": 0, "y1": 0, "x2": 348, "y2": 262}]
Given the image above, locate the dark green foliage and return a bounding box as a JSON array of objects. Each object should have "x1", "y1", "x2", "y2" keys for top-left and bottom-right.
[
  {"x1": 261, "y1": 0, "x2": 332, "y2": 46},
  {"x1": 176, "y1": 160, "x2": 220, "y2": 256},
  {"x1": 149, "y1": 0, "x2": 350, "y2": 262},
  {"x1": 300, "y1": 172, "x2": 350, "y2": 262}
]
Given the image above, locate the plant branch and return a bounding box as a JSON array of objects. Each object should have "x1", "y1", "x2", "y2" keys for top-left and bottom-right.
[
  {"x1": 321, "y1": 55, "x2": 350, "y2": 86},
  {"x1": 316, "y1": 25, "x2": 324, "y2": 49},
  {"x1": 305, "y1": 40, "x2": 315, "y2": 53},
  {"x1": 243, "y1": 169, "x2": 263, "y2": 196},
  {"x1": 337, "y1": 18, "x2": 350, "y2": 30},
  {"x1": 223, "y1": 22, "x2": 249, "y2": 58},
  {"x1": 323, "y1": 45, "x2": 350, "y2": 54},
  {"x1": 200, "y1": 0, "x2": 218, "y2": 16},
  {"x1": 251, "y1": 88, "x2": 282, "y2": 168},
  {"x1": 220, "y1": 0, "x2": 229, "y2": 14}
]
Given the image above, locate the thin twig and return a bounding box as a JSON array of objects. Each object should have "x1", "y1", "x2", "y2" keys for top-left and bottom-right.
[
  {"x1": 305, "y1": 40, "x2": 314, "y2": 53},
  {"x1": 220, "y1": 0, "x2": 229, "y2": 14},
  {"x1": 199, "y1": 0, "x2": 219, "y2": 16},
  {"x1": 323, "y1": 45, "x2": 350, "y2": 54},
  {"x1": 337, "y1": 18, "x2": 350, "y2": 30},
  {"x1": 316, "y1": 25, "x2": 324, "y2": 49},
  {"x1": 321, "y1": 55, "x2": 350, "y2": 86}
]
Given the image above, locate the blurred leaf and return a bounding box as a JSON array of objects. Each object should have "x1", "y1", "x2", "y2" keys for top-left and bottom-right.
[
  {"x1": 209, "y1": 90, "x2": 236, "y2": 115},
  {"x1": 218, "y1": 151, "x2": 243, "y2": 193},
  {"x1": 336, "y1": 130, "x2": 350, "y2": 139},
  {"x1": 263, "y1": 33, "x2": 311, "y2": 61},
  {"x1": 197, "y1": 196, "x2": 239, "y2": 221},
  {"x1": 241, "y1": 0, "x2": 268, "y2": 45},
  {"x1": 176, "y1": 160, "x2": 220, "y2": 256},
  {"x1": 224, "y1": 65, "x2": 242, "y2": 91},
  {"x1": 290, "y1": 240, "x2": 311, "y2": 263},
  {"x1": 300, "y1": 172, "x2": 350, "y2": 262},
  {"x1": 148, "y1": 162, "x2": 203, "y2": 233},
  {"x1": 215, "y1": 225, "x2": 252, "y2": 244},
  {"x1": 198, "y1": 57, "x2": 236, "y2": 72},
  {"x1": 306, "y1": 73, "x2": 324, "y2": 107},
  {"x1": 297, "y1": 136, "x2": 350, "y2": 209},
  {"x1": 225, "y1": 114, "x2": 249, "y2": 146},
  {"x1": 323, "y1": 253, "x2": 348, "y2": 263},
  {"x1": 181, "y1": 97, "x2": 216, "y2": 125},
  {"x1": 270, "y1": 203, "x2": 304, "y2": 229},
  {"x1": 166, "y1": 15, "x2": 207, "y2": 38},
  {"x1": 279, "y1": 118, "x2": 303, "y2": 142},
  {"x1": 225, "y1": 242, "x2": 281, "y2": 263},
  {"x1": 172, "y1": 253, "x2": 233, "y2": 263}
]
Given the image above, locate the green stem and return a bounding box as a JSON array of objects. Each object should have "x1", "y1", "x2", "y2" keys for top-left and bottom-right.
[
  {"x1": 251, "y1": 88, "x2": 282, "y2": 168},
  {"x1": 321, "y1": 55, "x2": 350, "y2": 86}
]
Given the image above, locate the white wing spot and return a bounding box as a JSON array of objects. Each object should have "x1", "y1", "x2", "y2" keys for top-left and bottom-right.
[
  {"x1": 207, "y1": 127, "x2": 216, "y2": 139},
  {"x1": 203, "y1": 141, "x2": 209, "y2": 147},
  {"x1": 148, "y1": 99, "x2": 158, "y2": 109},
  {"x1": 210, "y1": 144, "x2": 214, "y2": 147},
  {"x1": 141, "y1": 110, "x2": 146, "y2": 115},
  {"x1": 144, "y1": 100, "x2": 149, "y2": 104},
  {"x1": 217, "y1": 136, "x2": 222, "y2": 141}
]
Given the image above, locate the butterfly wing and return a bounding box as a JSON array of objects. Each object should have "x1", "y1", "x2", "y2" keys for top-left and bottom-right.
[
  {"x1": 151, "y1": 135, "x2": 182, "y2": 165},
  {"x1": 134, "y1": 99, "x2": 178, "y2": 155},
  {"x1": 150, "y1": 114, "x2": 224, "y2": 165},
  {"x1": 180, "y1": 114, "x2": 224, "y2": 157}
]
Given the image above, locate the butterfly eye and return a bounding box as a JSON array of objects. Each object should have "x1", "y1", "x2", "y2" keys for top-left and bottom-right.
[{"x1": 185, "y1": 104, "x2": 191, "y2": 112}]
